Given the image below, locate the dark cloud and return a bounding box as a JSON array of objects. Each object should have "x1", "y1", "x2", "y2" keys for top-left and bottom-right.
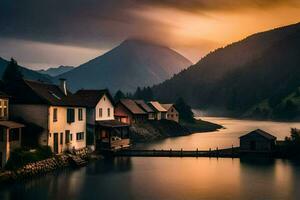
[
  {"x1": 1, "y1": 0, "x2": 298, "y2": 49},
  {"x1": 0, "y1": 0, "x2": 179, "y2": 49},
  {"x1": 141, "y1": 0, "x2": 300, "y2": 12},
  {"x1": 0, "y1": 0, "x2": 299, "y2": 67}
]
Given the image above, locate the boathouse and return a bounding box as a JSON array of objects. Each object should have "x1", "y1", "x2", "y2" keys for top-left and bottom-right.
[{"x1": 239, "y1": 129, "x2": 276, "y2": 152}]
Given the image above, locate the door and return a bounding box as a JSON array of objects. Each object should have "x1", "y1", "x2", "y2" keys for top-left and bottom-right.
[{"x1": 53, "y1": 133, "x2": 58, "y2": 154}]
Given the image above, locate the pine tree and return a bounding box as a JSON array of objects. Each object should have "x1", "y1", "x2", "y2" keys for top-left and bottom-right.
[
  {"x1": 3, "y1": 58, "x2": 23, "y2": 84},
  {"x1": 175, "y1": 97, "x2": 195, "y2": 123},
  {"x1": 134, "y1": 87, "x2": 142, "y2": 99},
  {"x1": 114, "y1": 90, "x2": 125, "y2": 102}
]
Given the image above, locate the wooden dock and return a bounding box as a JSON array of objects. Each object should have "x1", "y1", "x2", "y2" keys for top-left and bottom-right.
[{"x1": 113, "y1": 147, "x2": 240, "y2": 158}]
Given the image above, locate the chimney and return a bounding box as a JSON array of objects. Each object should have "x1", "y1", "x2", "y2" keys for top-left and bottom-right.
[{"x1": 59, "y1": 78, "x2": 68, "y2": 96}]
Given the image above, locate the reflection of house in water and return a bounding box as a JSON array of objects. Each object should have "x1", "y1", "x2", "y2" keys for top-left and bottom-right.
[
  {"x1": 73, "y1": 90, "x2": 130, "y2": 151},
  {"x1": 87, "y1": 157, "x2": 132, "y2": 174},
  {"x1": 0, "y1": 92, "x2": 25, "y2": 168},
  {"x1": 240, "y1": 129, "x2": 276, "y2": 153}
]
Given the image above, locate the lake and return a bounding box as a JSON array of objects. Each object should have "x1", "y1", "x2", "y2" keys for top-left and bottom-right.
[{"x1": 1, "y1": 117, "x2": 300, "y2": 200}]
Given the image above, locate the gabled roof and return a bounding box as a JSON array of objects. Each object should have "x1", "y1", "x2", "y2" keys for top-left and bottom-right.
[
  {"x1": 73, "y1": 89, "x2": 114, "y2": 107},
  {"x1": 240, "y1": 129, "x2": 276, "y2": 140},
  {"x1": 119, "y1": 99, "x2": 147, "y2": 115},
  {"x1": 148, "y1": 101, "x2": 167, "y2": 112},
  {"x1": 134, "y1": 100, "x2": 154, "y2": 113},
  {"x1": 161, "y1": 103, "x2": 175, "y2": 111},
  {"x1": 8, "y1": 79, "x2": 82, "y2": 107}
]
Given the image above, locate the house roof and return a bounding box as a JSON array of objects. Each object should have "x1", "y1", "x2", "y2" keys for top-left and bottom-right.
[
  {"x1": 9, "y1": 79, "x2": 82, "y2": 107},
  {"x1": 148, "y1": 101, "x2": 167, "y2": 112},
  {"x1": 134, "y1": 100, "x2": 154, "y2": 113},
  {"x1": 119, "y1": 99, "x2": 147, "y2": 115},
  {"x1": 73, "y1": 89, "x2": 114, "y2": 107},
  {"x1": 0, "y1": 121, "x2": 25, "y2": 129},
  {"x1": 161, "y1": 104, "x2": 175, "y2": 111},
  {"x1": 240, "y1": 129, "x2": 276, "y2": 140},
  {"x1": 95, "y1": 120, "x2": 129, "y2": 128}
]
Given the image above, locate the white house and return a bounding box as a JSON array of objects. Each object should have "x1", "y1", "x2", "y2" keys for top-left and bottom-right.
[
  {"x1": 10, "y1": 79, "x2": 86, "y2": 154},
  {"x1": 161, "y1": 104, "x2": 179, "y2": 122},
  {"x1": 74, "y1": 90, "x2": 130, "y2": 151},
  {"x1": 0, "y1": 92, "x2": 25, "y2": 168}
]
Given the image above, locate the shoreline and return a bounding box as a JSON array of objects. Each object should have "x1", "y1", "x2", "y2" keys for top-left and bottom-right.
[{"x1": 130, "y1": 119, "x2": 223, "y2": 143}]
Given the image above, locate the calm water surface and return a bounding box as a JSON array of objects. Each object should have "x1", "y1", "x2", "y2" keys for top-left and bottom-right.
[{"x1": 1, "y1": 117, "x2": 300, "y2": 200}]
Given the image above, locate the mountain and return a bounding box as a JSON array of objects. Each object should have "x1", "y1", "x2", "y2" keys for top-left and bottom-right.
[
  {"x1": 152, "y1": 22, "x2": 300, "y2": 120},
  {"x1": 0, "y1": 57, "x2": 53, "y2": 83},
  {"x1": 38, "y1": 65, "x2": 75, "y2": 77},
  {"x1": 56, "y1": 39, "x2": 192, "y2": 92}
]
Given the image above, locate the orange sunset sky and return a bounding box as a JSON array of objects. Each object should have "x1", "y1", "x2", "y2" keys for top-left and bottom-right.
[{"x1": 0, "y1": 0, "x2": 300, "y2": 69}]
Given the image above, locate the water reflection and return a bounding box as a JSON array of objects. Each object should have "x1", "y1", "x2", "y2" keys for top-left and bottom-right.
[
  {"x1": 1, "y1": 117, "x2": 300, "y2": 200},
  {"x1": 87, "y1": 157, "x2": 132, "y2": 174}
]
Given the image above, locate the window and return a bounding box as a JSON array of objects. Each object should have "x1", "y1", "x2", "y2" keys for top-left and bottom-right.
[
  {"x1": 107, "y1": 108, "x2": 110, "y2": 117},
  {"x1": 67, "y1": 108, "x2": 75, "y2": 123},
  {"x1": 65, "y1": 130, "x2": 70, "y2": 144},
  {"x1": 60, "y1": 132, "x2": 63, "y2": 144},
  {"x1": 9, "y1": 129, "x2": 19, "y2": 142},
  {"x1": 53, "y1": 108, "x2": 58, "y2": 122},
  {"x1": 99, "y1": 108, "x2": 103, "y2": 118},
  {"x1": 0, "y1": 99, "x2": 8, "y2": 120},
  {"x1": 78, "y1": 108, "x2": 83, "y2": 121},
  {"x1": 76, "y1": 132, "x2": 84, "y2": 140},
  {"x1": 70, "y1": 133, "x2": 73, "y2": 141}
]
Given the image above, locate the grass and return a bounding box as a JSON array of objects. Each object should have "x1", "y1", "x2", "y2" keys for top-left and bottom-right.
[{"x1": 5, "y1": 146, "x2": 53, "y2": 170}]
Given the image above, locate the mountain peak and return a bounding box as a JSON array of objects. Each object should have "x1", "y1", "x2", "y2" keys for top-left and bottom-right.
[
  {"x1": 57, "y1": 38, "x2": 192, "y2": 92},
  {"x1": 120, "y1": 38, "x2": 167, "y2": 49}
]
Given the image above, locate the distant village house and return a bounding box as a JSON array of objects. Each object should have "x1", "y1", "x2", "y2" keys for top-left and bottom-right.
[
  {"x1": 148, "y1": 101, "x2": 167, "y2": 120},
  {"x1": 115, "y1": 99, "x2": 148, "y2": 124},
  {"x1": 161, "y1": 104, "x2": 179, "y2": 122}
]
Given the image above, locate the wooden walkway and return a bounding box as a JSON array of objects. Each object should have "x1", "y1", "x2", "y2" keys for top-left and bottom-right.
[{"x1": 113, "y1": 148, "x2": 240, "y2": 158}]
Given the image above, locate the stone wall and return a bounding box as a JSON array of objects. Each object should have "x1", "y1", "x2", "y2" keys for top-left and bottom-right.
[{"x1": 0, "y1": 147, "x2": 91, "y2": 183}]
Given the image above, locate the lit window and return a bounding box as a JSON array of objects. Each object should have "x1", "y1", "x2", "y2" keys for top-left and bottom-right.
[{"x1": 0, "y1": 99, "x2": 8, "y2": 119}]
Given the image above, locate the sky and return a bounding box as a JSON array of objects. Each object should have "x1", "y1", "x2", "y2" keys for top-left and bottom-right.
[{"x1": 0, "y1": 0, "x2": 300, "y2": 69}]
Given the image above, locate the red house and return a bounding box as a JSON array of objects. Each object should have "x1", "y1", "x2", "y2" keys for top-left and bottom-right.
[{"x1": 115, "y1": 99, "x2": 148, "y2": 125}]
